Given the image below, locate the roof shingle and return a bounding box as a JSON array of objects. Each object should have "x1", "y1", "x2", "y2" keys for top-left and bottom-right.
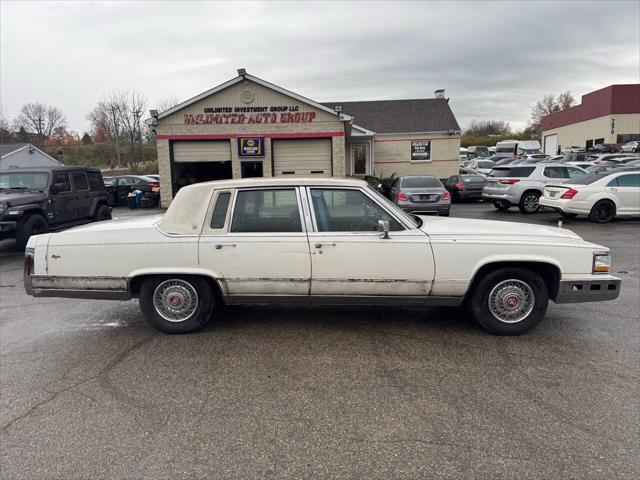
[{"x1": 322, "y1": 99, "x2": 460, "y2": 134}]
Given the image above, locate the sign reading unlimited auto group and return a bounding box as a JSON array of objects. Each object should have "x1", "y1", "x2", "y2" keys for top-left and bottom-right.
[{"x1": 184, "y1": 105, "x2": 317, "y2": 125}]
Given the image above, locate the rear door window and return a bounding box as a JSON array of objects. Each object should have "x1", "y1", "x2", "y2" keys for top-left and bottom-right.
[
  {"x1": 616, "y1": 174, "x2": 640, "y2": 187},
  {"x1": 71, "y1": 172, "x2": 89, "y2": 191},
  {"x1": 544, "y1": 167, "x2": 568, "y2": 178},
  {"x1": 231, "y1": 189, "x2": 302, "y2": 233},
  {"x1": 87, "y1": 172, "x2": 105, "y2": 191}
]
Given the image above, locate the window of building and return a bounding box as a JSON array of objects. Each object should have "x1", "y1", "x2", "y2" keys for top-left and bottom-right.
[
  {"x1": 210, "y1": 192, "x2": 231, "y2": 229},
  {"x1": 71, "y1": 172, "x2": 89, "y2": 191},
  {"x1": 230, "y1": 189, "x2": 301, "y2": 233},
  {"x1": 594, "y1": 138, "x2": 605, "y2": 145},
  {"x1": 617, "y1": 134, "x2": 640, "y2": 144},
  {"x1": 310, "y1": 188, "x2": 403, "y2": 232},
  {"x1": 586, "y1": 139, "x2": 594, "y2": 150}
]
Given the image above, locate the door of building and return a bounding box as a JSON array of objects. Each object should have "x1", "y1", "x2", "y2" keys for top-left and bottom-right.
[
  {"x1": 351, "y1": 143, "x2": 370, "y2": 176},
  {"x1": 272, "y1": 138, "x2": 332, "y2": 176},
  {"x1": 241, "y1": 161, "x2": 263, "y2": 178}
]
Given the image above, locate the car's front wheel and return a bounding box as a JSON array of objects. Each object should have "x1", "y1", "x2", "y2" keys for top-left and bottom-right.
[
  {"x1": 15, "y1": 214, "x2": 48, "y2": 250},
  {"x1": 469, "y1": 267, "x2": 548, "y2": 335},
  {"x1": 139, "y1": 276, "x2": 215, "y2": 333}
]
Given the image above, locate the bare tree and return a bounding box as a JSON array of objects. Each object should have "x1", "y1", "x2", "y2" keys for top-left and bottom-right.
[
  {"x1": 529, "y1": 91, "x2": 576, "y2": 135},
  {"x1": 465, "y1": 119, "x2": 512, "y2": 136},
  {"x1": 117, "y1": 91, "x2": 147, "y2": 173},
  {"x1": 0, "y1": 105, "x2": 11, "y2": 142},
  {"x1": 156, "y1": 97, "x2": 180, "y2": 113},
  {"x1": 13, "y1": 102, "x2": 66, "y2": 146}
]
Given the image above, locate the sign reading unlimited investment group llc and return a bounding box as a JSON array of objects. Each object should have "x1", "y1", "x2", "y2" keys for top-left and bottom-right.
[{"x1": 184, "y1": 105, "x2": 317, "y2": 125}]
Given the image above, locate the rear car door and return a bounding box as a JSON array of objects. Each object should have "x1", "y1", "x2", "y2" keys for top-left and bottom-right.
[
  {"x1": 199, "y1": 187, "x2": 312, "y2": 297},
  {"x1": 306, "y1": 186, "x2": 434, "y2": 297},
  {"x1": 611, "y1": 173, "x2": 640, "y2": 213},
  {"x1": 70, "y1": 171, "x2": 91, "y2": 218},
  {"x1": 50, "y1": 172, "x2": 75, "y2": 224}
]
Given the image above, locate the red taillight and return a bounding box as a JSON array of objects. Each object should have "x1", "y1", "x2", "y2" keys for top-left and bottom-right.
[
  {"x1": 560, "y1": 188, "x2": 578, "y2": 199},
  {"x1": 148, "y1": 182, "x2": 160, "y2": 188},
  {"x1": 499, "y1": 179, "x2": 520, "y2": 185},
  {"x1": 397, "y1": 192, "x2": 408, "y2": 201},
  {"x1": 454, "y1": 182, "x2": 465, "y2": 190},
  {"x1": 24, "y1": 253, "x2": 34, "y2": 276},
  {"x1": 441, "y1": 191, "x2": 451, "y2": 200}
]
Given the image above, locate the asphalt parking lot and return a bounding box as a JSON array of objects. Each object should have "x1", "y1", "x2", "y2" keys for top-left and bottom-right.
[{"x1": 1, "y1": 204, "x2": 638, "y2": 479}]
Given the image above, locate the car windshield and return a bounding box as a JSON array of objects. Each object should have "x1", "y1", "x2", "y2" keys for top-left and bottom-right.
[
  {"x1": 0, "y1": 172, "x2": 49, "y2": 190},
  {"x1": 401, "y1": 177, "x2": 442, "y2": 188},
  {"x1": 477, "y1": 161, "x2": 495, "y2": 169},
  {"x1": 489, "y1": 166, "x2": 536, "y2": 177},
  {"x1": 366, "y1": 186, "x2": 418, "y2": 228}
]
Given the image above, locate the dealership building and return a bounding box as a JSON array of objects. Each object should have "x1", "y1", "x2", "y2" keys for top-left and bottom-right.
[
  {"x1": 148, "y1": 69, "x2": 461, "y2": 207},
  {"x1": 541, "y1": 84, "x2": 640, "y2": 154}
]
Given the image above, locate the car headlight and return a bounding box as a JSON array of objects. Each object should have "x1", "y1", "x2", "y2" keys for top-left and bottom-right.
[{"x1": 593, "y1": 252, "x2": 611, "y2": 273}]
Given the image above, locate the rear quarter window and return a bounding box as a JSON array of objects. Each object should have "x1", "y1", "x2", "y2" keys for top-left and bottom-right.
[{"x1": 87, "y1": 172, "x2": 105, "y2": 191}]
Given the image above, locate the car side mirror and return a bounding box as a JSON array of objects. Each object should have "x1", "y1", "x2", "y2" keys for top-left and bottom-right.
[
  {"x1": 378, "y1": 219, "x2": 390, "y2": 239},
  {"x1": 50, "y1": 183, "x2": 65, "y2": 194}
]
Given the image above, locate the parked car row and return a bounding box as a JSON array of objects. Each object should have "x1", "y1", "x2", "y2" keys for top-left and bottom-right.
[{"x1": 102, "y1": 175, "x2": 161, "y2": 207}]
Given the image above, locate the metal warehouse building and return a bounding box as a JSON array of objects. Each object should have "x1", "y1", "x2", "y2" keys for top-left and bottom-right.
[
  {"x1": 541, "y1": 84, "x2": 640, "y2": 154},
  {"x1": 147, "y1": 69, "x2": 460, "y2": 207}
]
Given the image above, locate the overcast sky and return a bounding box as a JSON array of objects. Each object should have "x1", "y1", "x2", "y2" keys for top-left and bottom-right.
[{"x1": 1, "y1": 0, "x2": 639, "y2": 134}]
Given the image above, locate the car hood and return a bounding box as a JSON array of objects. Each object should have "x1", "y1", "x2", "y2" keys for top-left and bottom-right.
[
  {"x1": 0, "y1": 190, "x2": 46, "y2": 206},
  {"x1": 418, "y1": 216, "x2": 583, "y2": 242}
]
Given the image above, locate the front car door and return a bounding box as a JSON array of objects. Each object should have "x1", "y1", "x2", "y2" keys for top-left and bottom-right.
[
  {"x1": 50, "y1": 172, "x2": 75, "y2": 224},
  {"x1": 305, "y1": 186, "x2": 435, "y2": 297},
  {"x1": 198, "y1": 187, "x2": 311, "y2": 298}
]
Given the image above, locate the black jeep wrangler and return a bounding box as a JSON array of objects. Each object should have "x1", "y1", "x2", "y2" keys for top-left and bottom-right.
[{"x1": 0, "y1": 166, "x2": 112, "y2": 249}]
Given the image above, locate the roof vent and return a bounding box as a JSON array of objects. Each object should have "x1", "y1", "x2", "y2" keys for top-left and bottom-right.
[{"x1": 434, "y1": 89, "x2": 445, "y2": 99}]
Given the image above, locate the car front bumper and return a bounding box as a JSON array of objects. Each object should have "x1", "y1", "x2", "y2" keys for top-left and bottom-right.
[{"x1": 555, "y1": 274, "x2": 621, "y2": 304}]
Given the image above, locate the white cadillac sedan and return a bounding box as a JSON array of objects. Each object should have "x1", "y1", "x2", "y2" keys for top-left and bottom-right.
[
  {"x1": 540, "y1": 169, "x2": 640, "y2": 222},
  {"x1": 24, "y1": 178, "x2": 621, "y2": 335}
]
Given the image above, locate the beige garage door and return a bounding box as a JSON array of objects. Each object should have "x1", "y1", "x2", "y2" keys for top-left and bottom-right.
[
  {"x1": 272, "y1": 138, "x2": 332, "y2": 176},
  {"x1": 173, "y1": 140, "x2": 231, "y2": 162}
]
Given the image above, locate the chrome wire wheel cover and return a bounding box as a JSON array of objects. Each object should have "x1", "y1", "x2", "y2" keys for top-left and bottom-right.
[
  {"x1": 523, "y1": 194, "x2": 539, "y2": 212},
  {"x1": 488, "y1": 279, "x2": 535, "y2": 324},
  {"x1": 153, "y1": 279, "x2": 199, "y2": 323}
]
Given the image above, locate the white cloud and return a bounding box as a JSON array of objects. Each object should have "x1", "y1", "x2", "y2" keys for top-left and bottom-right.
[{"x1": 1, "y1": 0, "x2": 638, "y2": 133}]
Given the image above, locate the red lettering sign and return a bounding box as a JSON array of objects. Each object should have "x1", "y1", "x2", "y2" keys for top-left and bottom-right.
[{"x1": 184, "y1": 110, "x2": 316, "y2": 125}]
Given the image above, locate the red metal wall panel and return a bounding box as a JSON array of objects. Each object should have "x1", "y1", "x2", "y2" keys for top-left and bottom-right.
[{"x1": 541, "y1": 84, "x2": 640, "y2": 131}]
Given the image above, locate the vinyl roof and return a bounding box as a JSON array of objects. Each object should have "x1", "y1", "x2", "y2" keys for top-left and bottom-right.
[{"x1": 322, "y1": 98, "x2": 461, "y2": 134}]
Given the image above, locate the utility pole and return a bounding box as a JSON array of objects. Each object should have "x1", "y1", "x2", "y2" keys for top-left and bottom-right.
[
  {"x1": 109, "y1": 107, "x2": 121, "y2": 168},
  {"x1": 133, "y1": 109, "x2": 142, "y2": 173}
]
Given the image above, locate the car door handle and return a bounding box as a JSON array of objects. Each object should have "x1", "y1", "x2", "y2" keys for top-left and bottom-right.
[
  {"x1": 609, "y1": 188, "x2": 618, "y2": 191},
  {"x1": 314, "y1": 243, "x2": 336, "y2": 248},
  {"x1": 215, "y1": 244, "x2": 236, "y2": 249}
]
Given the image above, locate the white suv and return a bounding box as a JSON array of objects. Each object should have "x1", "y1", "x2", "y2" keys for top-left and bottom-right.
[{"x1": 483, "y1": 164, "x2": 587, "y2": 213}]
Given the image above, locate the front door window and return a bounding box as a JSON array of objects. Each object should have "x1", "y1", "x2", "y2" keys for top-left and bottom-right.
[{"x1": 352, "y1": 143, "x2": 369, "y2": 175}]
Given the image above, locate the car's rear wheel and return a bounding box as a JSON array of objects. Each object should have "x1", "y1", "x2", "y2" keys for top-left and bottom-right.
[
  {"x1": 469, "y1": 267, "x2": 548, "y2": 335},
  {"x1": 15, "y1": 214, "x2": 48, "y2": 250},
  {"x1": 493, "y1": 200, "x2": 510, "y2": 211},
  {"x1": 518, "y1": 191, "x2": 541, "y2": 214},
  {"x1": 589, "y1": 200, "x2": 616, "y2": 223},
  {"x1": 94, "y1": 204, "x2": 112, "y2": 221},
  {"x1": 139, "y1": 276, "x2": 215, "y2": 333}
]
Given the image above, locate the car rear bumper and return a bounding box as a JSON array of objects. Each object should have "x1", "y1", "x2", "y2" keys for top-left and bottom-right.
[
  {"x1": 482, "y1": 192, "x2": 517, "y2": 204},
  {"x1": 554, "y1": 274, "x2": 621, "y2": 304},
  {"x1": 539, "y1": 198, "x2": 592, "y2": 214},
  {"x1": 399, "y1": 204, "x2": 450, "y2": 215},
  {"x1": 24, "y1": 275, "x2": 131, "y2": 300}
]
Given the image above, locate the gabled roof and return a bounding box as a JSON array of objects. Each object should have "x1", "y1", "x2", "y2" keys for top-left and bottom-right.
[
  {"x1": 322, "y1": 98, "x2": 461, "y2": 134},
  {"x1": 0, "y1": 143, "x2": 30, "y2": 157},
  {"x1": 156, "y1": 73, "x2": 351, "y2": 122}
]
